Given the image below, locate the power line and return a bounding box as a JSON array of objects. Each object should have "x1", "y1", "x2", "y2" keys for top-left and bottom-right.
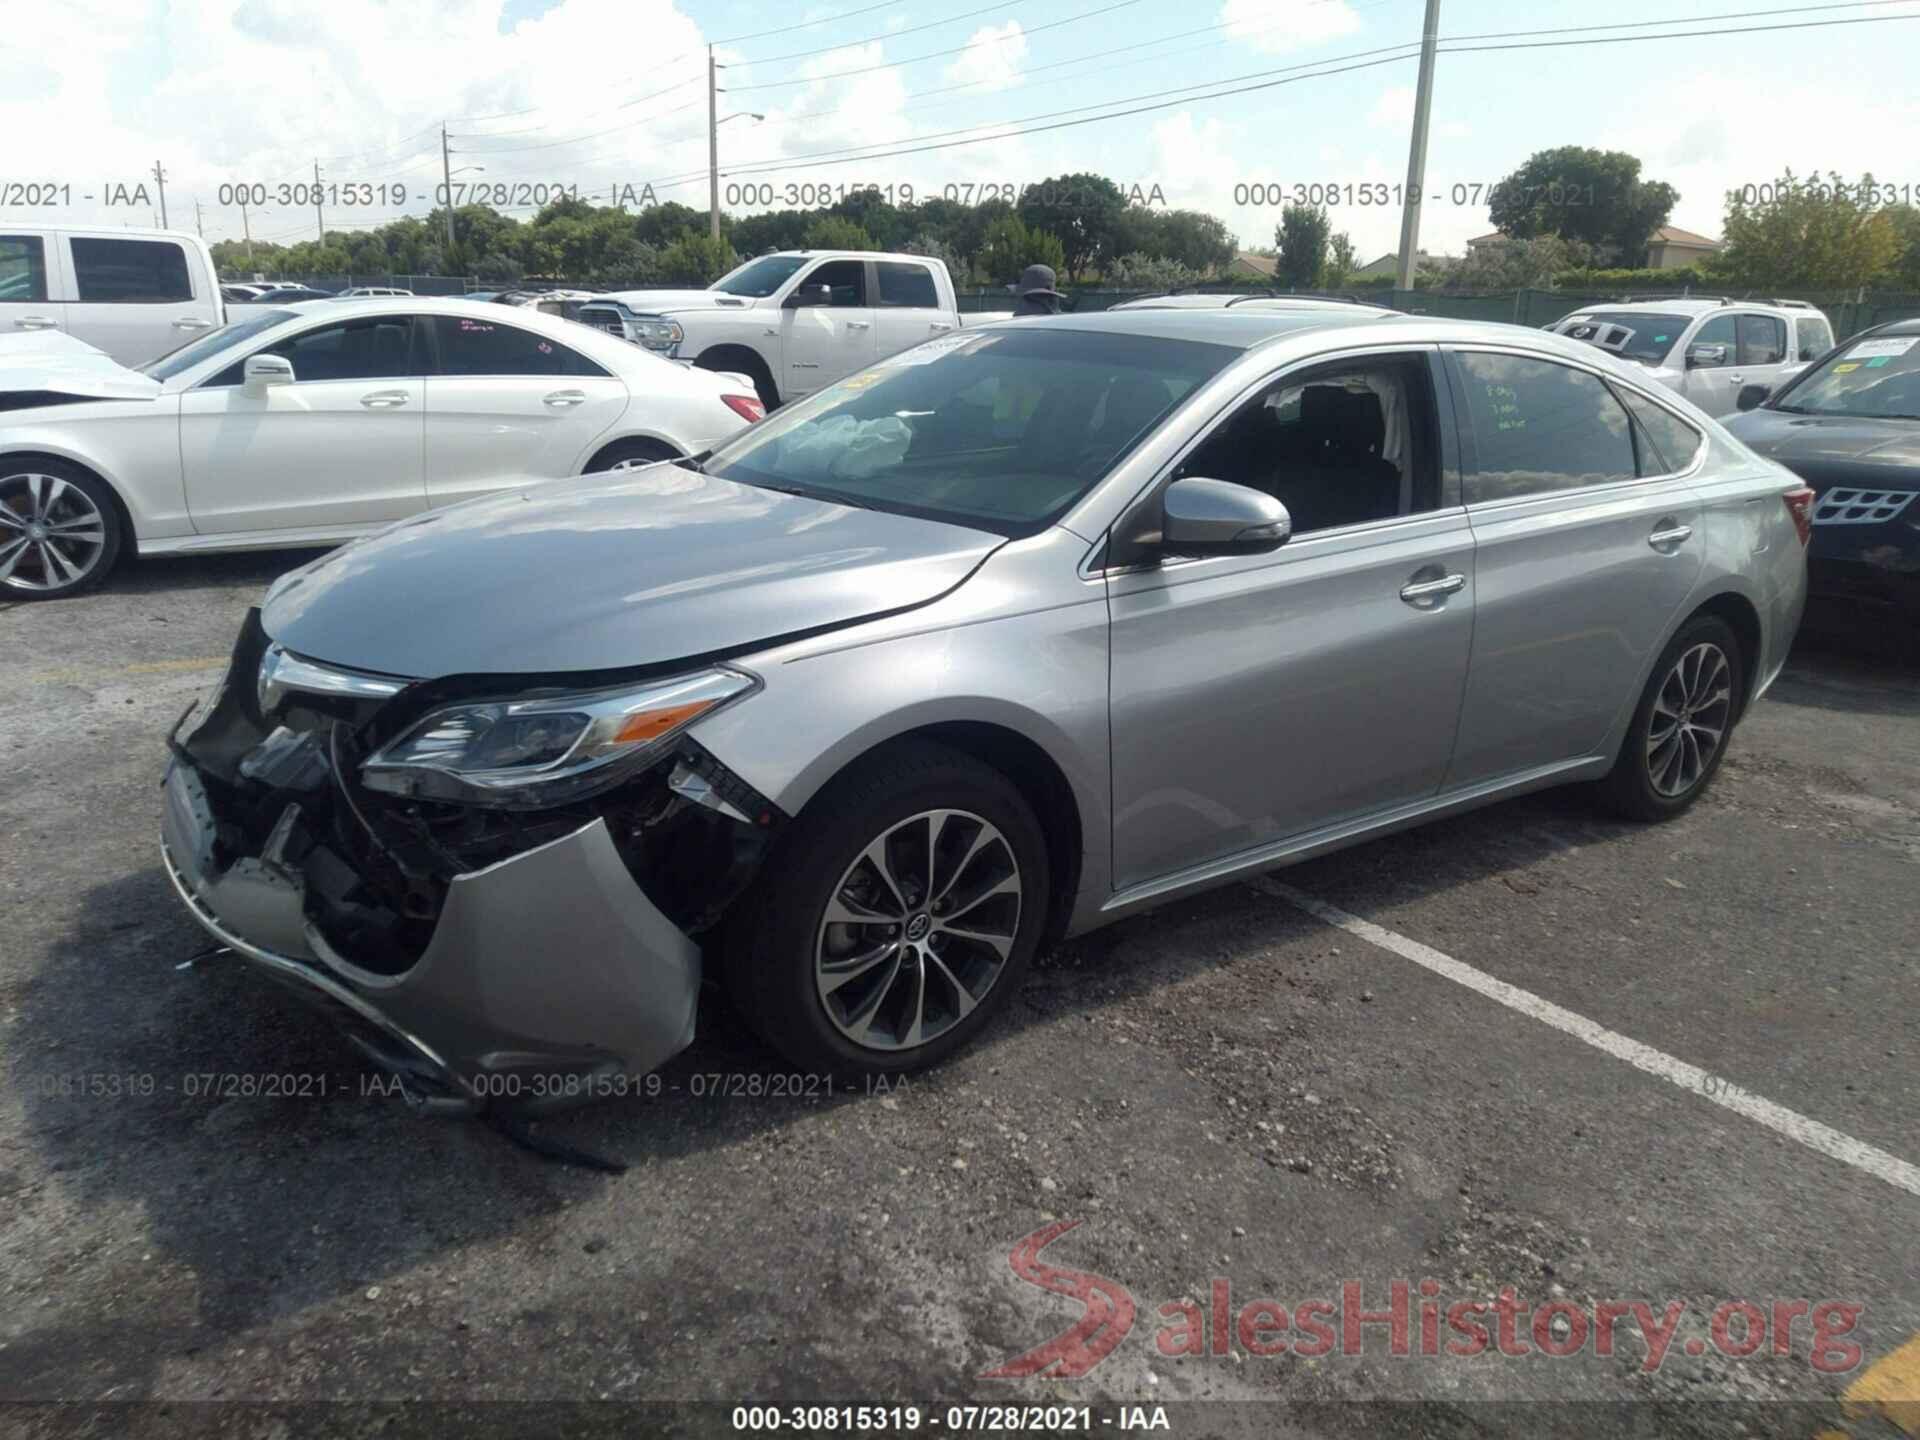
[
  {"x1": 726, "y1": 0, "x2": 1147, "y2": 92},
  {"x1": 735, "y1": 0, "x2": 1036, "y2": 66},
  {"x1": 712, "y1": 0, "x2": 912, "y2": 47}
]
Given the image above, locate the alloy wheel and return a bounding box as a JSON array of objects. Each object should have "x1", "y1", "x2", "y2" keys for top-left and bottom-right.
[
  {"x1": 813, "y1": 808, "x2": 1023, "y2": 1053},
  {"x1": 0, "y1": 473, "x2": 109, "y2": 594},
  {"x1": 1646, "y1": 641, "x2": 1732, "y2": 798}
]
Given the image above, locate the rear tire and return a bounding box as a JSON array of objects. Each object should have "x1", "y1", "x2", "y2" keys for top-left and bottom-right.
[
  {"x1": 0, "y1": 461, "x2": 124, "y2": 600},
  {"x1": 725, "y1": 740, "x2": 1049, "y2": 1076},
  {"x1": 1595, "y1": 614, "x2": 1744, "y2": 821},
  {"x1": 586, "y1": 437, "x2": 680, "y2": 473}
]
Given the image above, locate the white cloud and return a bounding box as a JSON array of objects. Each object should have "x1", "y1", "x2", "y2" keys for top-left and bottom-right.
[
  {"x1": 1219, "y1": 0, "x2": 1363, "y2": 57},
  {"x1": 943, "y1": 22, "x2": 1028, "y2": 93}
]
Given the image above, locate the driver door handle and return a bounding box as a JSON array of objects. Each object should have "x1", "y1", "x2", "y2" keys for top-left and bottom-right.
[
  {"x1": 1648, "y1": 522, "x2": 1693, "y2": 548},
  {"x1": 1399, "y1": 572, "x2": 1466, "y2": 604},
  {"x1": 846, "y1": 320, "x2": 871, "y2": 330},
  {"x1": 359, "y1": 389, "x2": 410, "y2": 409},
  {"x1": 543, "y1": 389, "x2": 588, "y2": 408},
  {"x1": 13, "y1": 316, "x2": 57, "y2": 330},
  {"x1": 930, "y1": 321, "x2": 954, "y2": 332},
  {"x1": 173, "y1": 317, "x2": 214, "y2": 330}
]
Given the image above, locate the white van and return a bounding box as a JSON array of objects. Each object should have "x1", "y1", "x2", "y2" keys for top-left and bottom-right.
[{"x1": 0, "y1": 226, "x2": 224, "y2": 368}]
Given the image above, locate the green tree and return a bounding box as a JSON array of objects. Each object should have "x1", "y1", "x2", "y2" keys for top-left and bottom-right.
[
  {"x1": 1885, "y1": 204, "x2": 1920, "y2": 288},
  {"x1": 1488, "y1": 146, "x2": 1677, "y2": 266},
  {"x1": 900, "y1": 232, "x2": 965, "y2": 282},
  {"x1": 1445, "y1": 235, "x2": 1592, "y2": 291},
  {"x1": 1275, "y1": 204, "x2": 1330, "y2": 288},
  {"x1": 1016, "y1": 172, "x2": 1127, "y2": 280},
  {"x1": 979, "y1": 214, "x2": 1035, "y2": 285},
  {"x1": 658, "y1": 230, "x2": 739, "y2": 285},
  {"x1": 1712, "y1": 171, "x2": 1902, "y2": 289},
  {"x1": 1155, "y1": 209, "x2": 1236, "y2": 275},
  {"x1": 1105, "y1": 252, "x2": 1203, "y2": 289},
  {"x1": 1328, "y1": 229, "x2": 1359, "y2": 286},
  {"x1": 802, "y1": 215, "x2": 877, "y2": 250}
]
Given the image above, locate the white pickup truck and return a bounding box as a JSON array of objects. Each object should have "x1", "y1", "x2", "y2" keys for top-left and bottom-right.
[
  {"x1": 591, "y1": 250, "x2": 1011, "y2": 409},
  {"x1": 0, "y1": 226, "x2": 225, "y2": 367}
]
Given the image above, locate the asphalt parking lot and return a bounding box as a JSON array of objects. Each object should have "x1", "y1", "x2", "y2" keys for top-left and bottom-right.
[{"x1": 3, "y1": 553, "x2": 1918, "y2": 1439}]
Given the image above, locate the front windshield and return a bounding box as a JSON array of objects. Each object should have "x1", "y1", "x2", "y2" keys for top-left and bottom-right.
[
  {"x1": 701, "y1": 327, "x2": 1239, "y2": 535},
  {"x1": 141, "y1": 309, "x2": 297, "y2": 379},
  {"x1": 711, "y1": 255, "x2": 809, "y2": 298},
  {"x1": 1558, "y1": 311, "x2": 1691, "y2": 366},
  {"x1": 1775, "y1": 333, "x2": 1920, "y2": 419}
]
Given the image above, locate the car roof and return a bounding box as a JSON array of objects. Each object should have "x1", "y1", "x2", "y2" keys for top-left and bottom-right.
[
  {"x1": 1111, "y1": 293, "x2": 1389, "y2": 313},
  {"x1": 1872, "y1": 316, "x2": 1920, "y2": 336}
]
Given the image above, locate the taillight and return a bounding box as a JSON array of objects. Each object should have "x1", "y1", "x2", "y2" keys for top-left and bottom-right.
[
  {"x1": 1783, "y1": 485, "x2": 1815, "y2": 545},
  {"x1": 721, "y1": 393, "x2": 765, "y2": 423}
]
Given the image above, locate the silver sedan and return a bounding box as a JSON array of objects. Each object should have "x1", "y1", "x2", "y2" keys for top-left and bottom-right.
[{"x1": 162, "y1": 310, "x2": 1811, "y2": 1104}]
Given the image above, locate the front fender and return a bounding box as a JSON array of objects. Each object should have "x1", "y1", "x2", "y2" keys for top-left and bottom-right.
[{"x1": 0, "y1": 397, "x2": 189, "y2": 539}]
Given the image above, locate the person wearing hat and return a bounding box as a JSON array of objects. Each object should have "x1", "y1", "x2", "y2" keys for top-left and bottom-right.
[{"x1": 1009, "y1": 263, "x2": 1064, "y2": 317}]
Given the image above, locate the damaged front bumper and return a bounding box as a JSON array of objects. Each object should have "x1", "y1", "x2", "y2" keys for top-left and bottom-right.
[{"x1": 161, "y1": 612, "x2": 771, "y2": 1112}]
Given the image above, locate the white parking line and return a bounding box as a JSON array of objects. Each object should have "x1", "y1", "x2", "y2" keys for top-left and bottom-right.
[{"x1": 1250, "y1": 876, "x2": 1920, "y2": 1200}]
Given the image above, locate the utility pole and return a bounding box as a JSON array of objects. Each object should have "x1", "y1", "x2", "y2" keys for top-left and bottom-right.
[
  {"x1": 1393, "y1": 0, "x2": 1442, "y2": 292},
  {"x1": 194, "y1": 198, "x2": 205, "y2": 237},
  {"x1": 240, "y1": 197, "x2": 254, "y2": 268},
  {"x1": 152, "y1": 161, "x2": 169, "y2": 229},
  {"x1": 708, "y1": 47, "x2": 721, "y2": 241},
  {"x1": 441, "y1": 124, "x2": 457, "y2": 260},
  {"x1": 313, "y1": 161, "x2": 325, "y2": 244}
]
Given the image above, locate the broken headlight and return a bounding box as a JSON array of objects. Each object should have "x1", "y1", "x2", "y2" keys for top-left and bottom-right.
[{"x1": 360, "y1": 667, "x2": 757, "y2": 809}]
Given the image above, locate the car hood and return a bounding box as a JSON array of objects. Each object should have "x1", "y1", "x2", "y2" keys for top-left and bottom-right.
[
  {"x1": 1722, "y1": 409, "x2": 1920, "y2": 489},
  {"x1": 260, "y1": 466, "x2": 1004, "y2": 679},
  {"x1": 0, "y1": 330, "x2": 161, "y2": 402},
  {"x1": 599, "y1": 288, "x2": 758, "y2": 315}
]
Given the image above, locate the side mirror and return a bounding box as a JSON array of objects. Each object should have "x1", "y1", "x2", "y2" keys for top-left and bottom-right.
[
  {"x1": 783, "y1": 283, "x2": 832, "y2": 310},
  {"x1": 243, "y1": 353, "x2": 294, "y2": 392},
  {"x1": 1159, "y1": 477, "x2": 1291, "y2": 557},
  {"x1": 1736, "y1": 383, "x2": 1771, "y2": 412},
  {"x1": 1685, "y1": 342, "x2": 1728, "y2": 369}
]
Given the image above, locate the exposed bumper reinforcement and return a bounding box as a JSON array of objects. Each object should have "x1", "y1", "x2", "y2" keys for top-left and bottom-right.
[{"x1": 162, "y1": 761, "x2": 702, "y2": 1111}]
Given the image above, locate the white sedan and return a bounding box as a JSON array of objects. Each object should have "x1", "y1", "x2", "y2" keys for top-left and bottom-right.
[{"x1": 0, "y1": 297, "x2": 766, "y2": 598}]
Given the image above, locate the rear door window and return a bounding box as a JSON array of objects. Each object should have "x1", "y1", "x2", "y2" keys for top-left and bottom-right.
[
  {"x1": 69, "y1": 237, "x2": 193, "y2": 303},
  {"x1": 1736, "y1": 314, "x2": 1787, "y2": 367},
  {"x1": 430, "y1": 315, "x2": 609, "y2": 376},
  {"x1": 0, "y1": 235, "x2": 49, "y2": 302},
  {"x1": 875, "y1": 261, "x2": 939, "y2": 308},
  {"x1": 1453, "y1": 351, "x2": 1636, "y2": 502},
  {"x1": 1613, "y1": 385, "x2": 1704, "y2": 475}
]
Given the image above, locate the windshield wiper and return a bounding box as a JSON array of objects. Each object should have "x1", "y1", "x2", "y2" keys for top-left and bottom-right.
[{"x1": 674, "y1": 450, "x2": 710, "y2": 473}]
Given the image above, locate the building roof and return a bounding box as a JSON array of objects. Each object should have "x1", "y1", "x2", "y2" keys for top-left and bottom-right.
[
  {"x1": 1649, "y1": 224, "x2": 1721, "y2": 247},
  {"x1": 1230, "y1": 251, "x2": 1278, "y2": 277}
]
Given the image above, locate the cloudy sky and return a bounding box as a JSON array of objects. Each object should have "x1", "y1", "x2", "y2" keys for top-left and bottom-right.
[{"x1": 6, "y1": 0, "x2": 1920, "y2": 265}]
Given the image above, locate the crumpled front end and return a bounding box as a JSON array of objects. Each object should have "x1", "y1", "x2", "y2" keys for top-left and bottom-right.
[{"x1": 161, "y1": 610, "x2": 780, "y2": 1110}]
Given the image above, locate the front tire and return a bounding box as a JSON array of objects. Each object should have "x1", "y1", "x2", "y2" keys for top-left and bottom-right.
[
  {"x1": 0, "y1": 462, "x2": 123, "y2": 600},
  {"x1": 727, "y1": 741, "x2": 1050, "y2": 1075},
  {"x1": 695, "y1": 349, "x2": 780, "y2": 412},
  {"x1": 1596, "y1": 614, "x2": 1744, "y2": 821}
]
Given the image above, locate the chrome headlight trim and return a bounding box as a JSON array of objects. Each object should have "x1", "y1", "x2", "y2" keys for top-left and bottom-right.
[{"x1": 257, "y1": 643, "x2": 407, "y2": 716}]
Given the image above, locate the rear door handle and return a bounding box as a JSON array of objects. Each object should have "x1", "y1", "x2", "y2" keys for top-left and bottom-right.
[
  {"x1": 173, "y1": 317, "x2": 214, "y2": 331},
  {"x1": 543, "y1": 389, "x2": 588, "y2": 408},
  {"x1": 1648, "y1": 522, "x2": 1693, "y2": 548},
  {"x1": 359, "y1": 389, "x2": 410, "y2": 409},
  {"x1": 1399, "y1": 572, "x2": 1466, "y2": 604},
  {"x1": 930, "y1": 321, "x2": 954, "y2": 332},
  {"x1": 13, "y1": 316, "x2": 57, "y2": 330},
  {"x1": 846, "y1": 320, "x2": 871, "y2": 330}
]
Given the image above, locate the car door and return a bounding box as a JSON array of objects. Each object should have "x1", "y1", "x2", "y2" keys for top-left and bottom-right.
[
  {"x1": 62, "y1": 233, "x2": 216, "y2": 366},
  {"x1": 781, "y1": 259, "x2": 878, "y2": 400},
  {"x1": 421, "y1": 313, "x2": 628, "y2": 507},
  {"x1": 0, "y1": 234, "x2": 66, "y2": 341},
  {"x1": 1107, "y1": 346, "x2": 1476, "y2": 890},
  {"x1": 869, "y1": 259, "x2": 954, "y2": 361},
  {"x1": 1678, "y1": 312, "x2": 1740, "y2": 415},
  {"x1": 1443, "y1": 346, "x2": 1705, "y2": 786},
  {"x1": 176, "y1": 312, "x2": 428, "y2": 534}
]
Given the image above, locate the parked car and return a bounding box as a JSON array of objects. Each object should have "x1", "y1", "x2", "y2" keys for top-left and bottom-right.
[
  {"x1": 336, "y1": 286, "x2": 415, "y2": 298},
  {"x1": 597, "y1": 251, "x2": 1013, "y2": 409},
  {"x1": 221, "y1": 283, "x2": 270, "y2": 304},
  {"x1": 1546, "y1": 298, "x2": 1834, "y2": 417},
  {"x1": 1109, "y1": 292, "x2": 1399, "y2": 315},
  {"x1": 159, "y1": 311, "x2": 1808, "y2": 1106},
  {"x1": 236, "y1": 285, "x2": 337, "y2": 304},
  {"x1": 1724, "y1": 317, "x2": 1920, "y2": 619},
  {"x1": 0, "y1": 225, "x2": 225, "y2": 367},
  {"x1": 0, "y1": 298, "x2": 765, "y2": 597}
]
